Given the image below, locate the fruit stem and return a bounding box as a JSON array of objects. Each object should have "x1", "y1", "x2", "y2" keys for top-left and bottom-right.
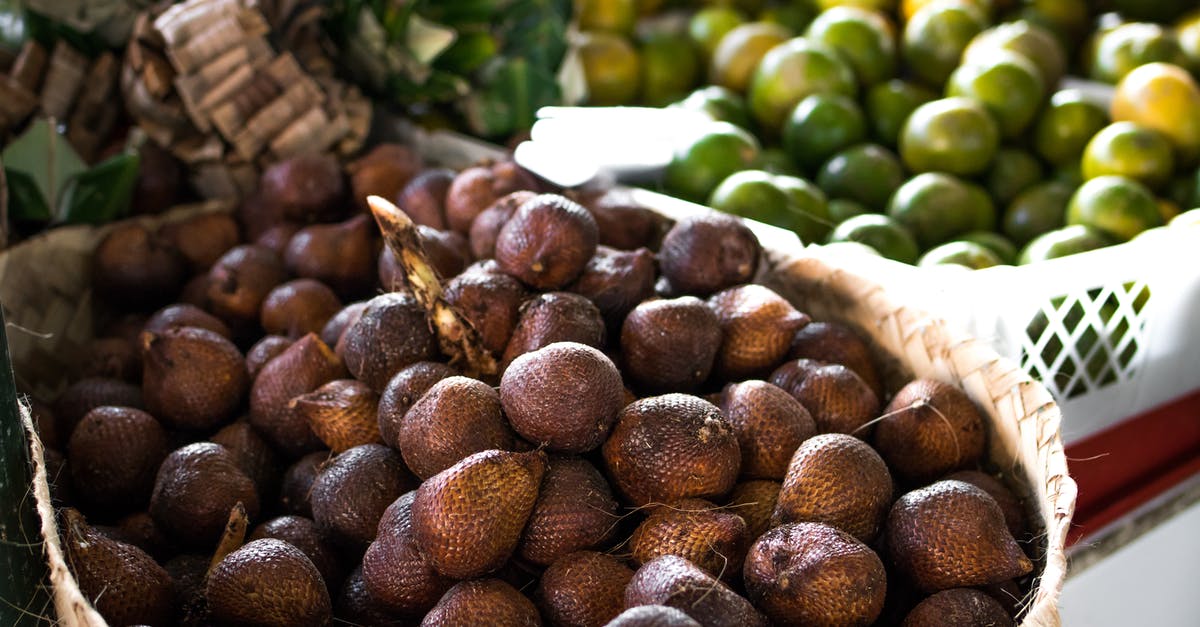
[{"x1": 208, "y1": 502, "x2": 249, "y2": 576}]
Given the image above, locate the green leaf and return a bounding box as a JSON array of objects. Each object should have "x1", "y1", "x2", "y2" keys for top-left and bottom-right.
[
  {"x1": 3, "y1": 169, "x2": 51, "y2": 224},
  {"x1": 459, "y1": 56, "x2": 561, "y2": 138},
  {"x1": 59, "y1": 150, "x2": 140, "y2": 225},
  {"x1": 1, "y1": 119, "x2": 87, "y2": 217}
]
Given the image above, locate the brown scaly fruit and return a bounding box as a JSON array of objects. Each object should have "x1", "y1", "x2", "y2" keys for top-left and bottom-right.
[
  {"x1": 321, "y1": 301, "x2": 368, "y2": 349},
  {"x1": 421, "y1": 579, "x2": 542, "y2": 627},
  {"x1": 206, "y1": 244, "x2": 289, "y2": 326},
  {"x1": 396, "y1": 375, "x2": 515, "y2": 479},
  {"x1": 620, "y1": 297, "x2": 722, "y2": 393},
  {"x1": 347, "y1": 143, "x2": 422, "y2": 210},
  {"x1": 291, "y1": 379, "x2": 383, "y2": 453},
  {"x1": 141, "y1": 327, "x2": 248, "y2": 431},
  {"x1": 947, "y1": 470, "x2": 1026, "y2": 539},
  {"x1": 607, "y1": 605, "x2": 702, "y2": 626},
  {"x1": 744, "y1": 522, "x2": 887, "y2": 627},
  {"x1": 569, "y1": 246, "x2": 658, "y2": 332},
  {"x1": 625, "y1": 555, "x2": 768, "y2": 627},
  {"x1": 179, "y1": 274, "x2": 213, "y2": 309},
  {"x1": 279, "y1": 451, "x2": 332, "y2": 517},
  {"x1": 518, "y1": 456, "x2": 620, "y2": 566},
  {"x1": 501, "y1": 292, "x2": 606, "y2": 370},
  {"x1": 92, "y1": 222, "x2": 185, "y2": 310},
  {"x1": 377, "y1": 361, "x2": 459, "y2": 449},
  {"x1": 238, "y1": 190, "x2": 285, "y2": 242},
  {"x1": 397, "y1": 168, "x2": 455, "y2": 229},
  {"x1": 261, "y1": 279, "x2": 343, "y2": 339},
  {"x1": 250, "y1": 333, "x2": 347, "y2": 457},
  {"x1": 246, "y1": 335, "x2": 294, "y2": 381},
  {"x1": 501, "y1": 342, "x2": 624, "y2": 453},
  {"x1": 340, "y1": 292, "x2": 440, "y2": 391},
  {"x1": 362, "y1": 492, "x2": 455, "y2": 615},
  {"x1": 261, "y1": 153, "x2": 346, "y2": 223},
  {"x1": 770, "y1": 359, "x2": 881, "y2": 436},
  {"x1": 444, "y1": 269, "x2": 529, "y2": 356},
  {"x1": 412, "y1": 449, "x2": 546, "y2": 579},
  {"x1": 658, "y1": 213, "x2": 760, "y2": 297},
  {"x1": 469, "y1": 190, "x2": 538, "y2": 259},
  {"x1": 102, "y1": 511, "x2": 173, "y2": 562},
  {"x1": 708, "y1": 284, "x2": 810, "y2": 380},
  {"x1": 310, "y1": 443, "x2": 415, "y2": 550},
  {"x1": 875, "y1": 379, "x2": 987, "y2": 483},
  {"x1": 149, "y1": 442, "x2": 260, "y2": 547},
  {"x1": 569, "y1": 186, "x2": 668, "y2": 251},
  {"x1": 67, "y1": 406, "x2": 168, "y2": 511},
  {"x1": 629, "y1": 499, "x2": 750, "y2": 579},
  {"x1": 903, "y1": 588, "x2": 1014, "y2": 626},
  {"x1": 772, "y1": 433, "x2": 893, "y2": 543},
  {"x1": 159, "y1": 211, "x2": 241, "y2": 272},
  {"x1": 886, "y1": 480, "x2": 1033, "y2": 592},
  {"x1": 789, "y1": 321, "x2": 883, "y2": 398},
  {"x1": 80, "y1": 337, "x2": 141, "y2": 382},
  {"x1": 602, "y1": 394, "x2": 741, "y2": 507},
  {"x1": 144, "y1": 303, "x2": 233, "y2": 340},
  {"x1": 979, "y1": 579, "x2": 1022, "y2": 616},
  {"x1": 496, "y1": 194, "x2": 600, "y2": 290},
  {"x1": 444, "y1": 165, "x2": 504, "y2": 234},
  {"x1": 165, "y1": 553, "x2": 213, "y2": 626},
  {"x1": 207, "y1": 538, "x2": 333, "y2": 627},
  {"x1": 337, "y1": 566, "x2": 407, "y2": 626},
  {"x1": 725, "y1": 480, "x2": 782, "y2": 539},
  {"x1": 63, "y1": 508, "x2": 174, "y2": 627},
  {"x1": 211, "y1": 421, "x2": 282, "y2": 504},
  {"x1": 256, "y1": 223, "x2": 302, "y2": 256},
  {"x1": 537, "y1": 551, "x2": 634, "y2": 627},
  {"x1": 250, "y1": 515, "x2": 345, "y2": 594},
  {"x1": 285, "y1": 214, "x2": 380, "y2": 299},
  {"x1": 53, "y1": 377, "x2": 144, "y2": 436},
  {"x1": 720, "y1": 380, "x2": 816, "y2": 480}
]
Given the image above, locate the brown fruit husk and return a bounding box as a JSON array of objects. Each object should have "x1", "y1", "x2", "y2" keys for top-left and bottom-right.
[
  {"x1": 142, "y1": 326, "x2": 248, "y2": 431},
  {"x1": 725, "y1": 480, "x2": 782, "y2": 540},
  {"x1": 110, "y1": 511, "x2": 173, "y2": 562},
  {"x1": 250, "y1": 515, "x2": 345, "y2": 594},
  {"x1": 569, "y1": 246, "x2": 657, "y2": 333},
  {"x1": 886, "y1": 480, "x2": 1033, "y2": 592},
  {"x1": 568, "y1": 186, "x2": 668, "y2": 251},
  {"x1": 620, "y1": 296, "x2": 722, "y2": 393},
  {"x1": 901, "y1": 588, "x2": 1014, "y2": 627},
  {"x1": 92, "y1": 222, "x2": 185, "y2": 310},
  {"x1": 149, "y1": 442, "x2": 260, "y2": 548},
  {"x1": 80, "y1": 336, "x2": 142, "y2": 382},
  {"x1": 412, "y1": 449, "x2": 546, "y2": 579},
  {"x1": 444, "y1": 269, "x2": 529, "y2": 356},
  {"x1": 625, "y1": 555, "x2": 767, "y2": 627},
  {"x1": 397, "y1": 168, "x2": 455, "y2": 229},
  {"x1": 337, "y1": 566, "x2": 408, "y2": 626},
  {"x1": 875, "y1": 379, "x2": 987, "y2": 483},
  {"x1": 144, "y1": 303, "x2": 233, "y2": 340},
  {"x1": 261, "y1": 278, "x2": 343, "y2": 339},
  {"x1": 495, "y1": 194, "x2": 599, "y2": 290},
  {"x1": 769, "y1": 359, "x2": 881, "y2": 436},
  {"x1": 397, "y1": 375, "x2": 515, "y2": 479},
  {"x1": 444, "y1": 165, "x2": 503, "y2": 234},
  {"x1": 53, "y1": 376, "x2": 144, "y2": 436},
  {"x1": 947, "y1": 470, "x2": 1027, "y2": 539},
  {"x1": 261, "y1": 153, "x2": 347, "y2": 223},
  {"x1": 744, "y1": 522, "x2": 887, "y2": 627},
  {"x1": 377, "y1": 361, "x2": 459, "y2": 448},
  {"x1": 501, "y1": 342, "x2": 624, "y2": 453},
  {"x1": 159, "y1": 211, "x2": 241, "y2": 272},
  {"x1": 206, "y1": 538, "x2": 333, "y2": 627},
  {"x1": 206, "y1": 244, "x2": 289, "y2": 325},
  {"x1": 606, "y1": 605, "x2": 702, "y2": 626},
  {"x1": 246, "y1": 335, "x2": 294, "y2": 381},
  {"x1": 362, "y1": 492, "x2": 455, "y2": 616},
  {"x1": 310, "y1": 443, "x2": 416, "y2": 550},
  {"x1": 501, "y1": 292, "x2": 606, "y2": 370},
  {"x1": 211, "y1": 421, "x2": 283, "y2": 500},
  {"x1": 348, "y1": 143, "x2": 422, "y2": 210},
  {"x1": 602, "y1": 394, "x2": 741, "y2": 507},
  {"x1": 63, "y1": 508, "x2": 174, "y2": 627},
  {"x1": 256, "y1": 223, "x2": 302, "y2": 256},
  {"x1": 630, "y1": 499, "x2": 750, "y2": 580},
  {"x1": 422, "y1": 579, "x2": 542, "y2": 627},
  {"x1": 708, "y1": 284, "x2": 810, "y2": 380},
  {"x1": 291, "y1": 379, "x2": 382, "y2": 453},
  {"x1": 285, "y1": 214, "x2": 381, "y2": 299},
  {"x1": 321, "y1": 301, "x2": 368, "y2": 349},
  {"x1": 250, "y1": 333, "x2": 347, "y2": 457},
  {"x1": 720, "y1": 380, "x2": 816, "y2": 480},
  {"x1": 279, "y1": 451, "x2": 332, "y2": 518},
  {"x1": 538, "y1": 551, "x2": 634, "y2": 627},
  {"x1": 68, "y1": 406, "x2": 168, "y2": 511},
  {"x1": 772, "y1": 433, "x2": 893, "y2": 543},
  {"x1": 178, "y1": 275, "x2": 212, "y2": 309},
  {"x1": 657, "y1": 214, "x2": 760, "y2": 297},
  {"x1": 789, "y1": 321, "x2": 884, "y2": 398},
  {"x1": 518, "y1": 457, "x2": 620, "y2": 566},
  {"x1": 340, "y1": 292, "x2": 440, "y2": 391},
  {"x1": 469, "y1": 190, "x2": 538, "y2": 259},
  {"x1": 165, "y1": 553, "x2": 213, "y2": 626}
]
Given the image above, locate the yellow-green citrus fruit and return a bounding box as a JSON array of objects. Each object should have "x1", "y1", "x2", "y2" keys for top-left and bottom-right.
[
  {"x1": 1033, "y1": 89, "x2": 1109, "y2": 166},
  {"x1": 1081, "y1": 122, "x2": 1175, "y2": 190},
  {"x1": 748, "y1": 38, "x2": 858, "y2": 134},
  {"x1": 806, "y1": 7, "x2": 898, "y2": 87},
  {"x1": 902, "y1": 1, "x2": 988, "y2": 88},
  {"x1": 1066, "y1": 175, "x2": 1164, "y2": 242},
  {"x1": 899, "y1": 97, "x2": 999, "y2": 176}
]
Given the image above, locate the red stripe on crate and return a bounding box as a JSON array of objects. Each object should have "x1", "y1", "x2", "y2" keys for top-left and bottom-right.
[{"x1": 1066, "y1": 389, "x2": 1200, "y2": 545}]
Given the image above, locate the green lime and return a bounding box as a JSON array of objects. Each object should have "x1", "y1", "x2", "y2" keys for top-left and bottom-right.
[
  {"x1": 986, "y1": 148, "x2": 1044, "y2": 207},
  {"x1": 577, "y1": 0, "x2": 637, "y2": 35},
  {"x1": 1082, "y1": 122, "x2": 1176, "y2": 191},
  {"x1": 1013, "y1": 0, "x2": 1089, "y2": 50},
  {"x1": 747, "y1": 38, "x2": 858, "y2": 134},
  {"x1": 918, "y1": 241, "x2": 1003, "y2": 268},
  {"x1": 1003, "y1": 180, "x2": 1072, "y2": 246},
  {"x1": 817, "y1": 0, "x2": 898, "y2": 11},
  {"x1": 1018, "y1": 225, "x2": 1113, "y2": 263},
  {"x1": 946, "y1": 51, "x2": 1045, "y2": 138},
  {"x1": 781, "y1": 93, "x2": 867, "y2": 171},
  {"x1": 1089, "y1": 23, "x2": 1188, "y2": 84},
  {"x1": 707, "y1": 169, "x2": 792, "y2": 225},
  {"x1": 773, "y1": 174, "x2": 835, "y2": 243},
  {"x1": 709, "y1": 22, "x2": 793, "y2": 93},
  {"x1": 578, "y1": 31, "x2": 641, "y2": 105},
  {"x1": 759, "y1": 4, "x2": 816, "y2": 33},
  {"x1": 1066, "y1": 175, "x2": 1164, "y2": 242},
  {"x1": 827, "y1": 213, "x2": 920, "y2": 263},
  {"x1": 639, "y1": 32, "x2": 702, "y2": 107},
  {"x1": 827, "y1": 198, "x2": 872, "y2": 223},
  {"x1": 958, "y1": 231, "x2": 1018, "y2": 263},
  {"x1": 663, "y1": 122, "x2": 761, "y2": 202},
  {"x1": 1054, "y1": 162, "x2": 1084, "y2": 186},
  {"x1": 1033, "y1": 89, "x2": 1110, "y2": 166},
  {"x1": 902, "y1": 1, "x2": 988, "y2": 87},
  {"x1": 689, "y1": 6, "x2": 748, "y2": 58},
  {"x1": 806, "y1": 6, "x2": 897, "y2": 87},
  {"x1": 887, "y1": 172, "x2": 988, "y2": 248},
  {"x1": 753, "y1": 147, "x2": 801, "y2": 175},
  {"x1": 1166, "y1": 167, "x2": 1200, "y2": 208},
  {"x1": 899, "y1": 97, "x2": 999, "y2": 176},
  {"x1": 675, "y1": 85, "x2": 753, "y2": 129},
  {"x1": 965, "y1": 181, "x2": 998, "y2": 231},
  {"x1": 865, "y1": 79, "x2": 937, "y2": 147},
  {"x1": 962, "y1": 21, "x2": 1066, "y2": 92},
  {"x1": 816, "y1": 143, "x2": 905, "y2": 211}
]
